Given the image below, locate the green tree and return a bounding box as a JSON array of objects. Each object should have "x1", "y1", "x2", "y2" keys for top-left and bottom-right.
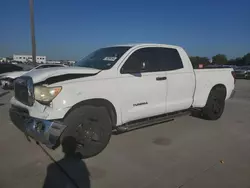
[
  {"x1": 228, "y1": 57, "x2": 243, "y2": 66},
  {"x1": 190, "y1": 56, "x2": 210, "y2": 68},
  {"x1": 212, "y1": 54, "x2": 227, "y2": 65},
  {"x1": 243, "y1": 53, "x2": 250, "y2": 65},
  {"x1": 228, "y1": 53, "x2": 250, "y2": 66}
]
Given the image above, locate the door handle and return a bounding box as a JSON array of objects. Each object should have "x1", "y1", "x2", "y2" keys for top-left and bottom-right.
[{"x1": 156, "y1": 76, "x2": 167, "y2": 81}]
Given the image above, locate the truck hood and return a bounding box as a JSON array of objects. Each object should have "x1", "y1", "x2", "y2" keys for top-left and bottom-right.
[
  {"x1": 23, "y1": 66, "x2": 100, "y2": 84},
  {"x1": 0, "y1": 71, "x2": 28, "y2": 79}
]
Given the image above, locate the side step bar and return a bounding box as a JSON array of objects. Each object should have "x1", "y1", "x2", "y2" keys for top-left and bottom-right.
[{"x1": 115, "y1": 110, "x2": 191, "y2": 133}]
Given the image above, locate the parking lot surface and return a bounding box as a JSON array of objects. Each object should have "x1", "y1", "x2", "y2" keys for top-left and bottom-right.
[{"x1": 0, "y1": 80, "x2": 250, "y2": 188}]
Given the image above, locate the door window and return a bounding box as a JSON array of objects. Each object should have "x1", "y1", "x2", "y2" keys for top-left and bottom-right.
[
  {"x1": 156, "y1": 48, "x2": 183, "y2": 71},
  {"x1": 121, "y1": 47, "x2": 183, "y2": 74},
  {"x1": 121, "y1": 48, "x2": 160, "y2": 74}
]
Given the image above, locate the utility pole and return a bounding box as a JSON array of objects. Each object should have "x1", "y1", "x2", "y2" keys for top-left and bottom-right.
[{"x1": 29, "y1": 0, "x2": 36, "y2": 66}]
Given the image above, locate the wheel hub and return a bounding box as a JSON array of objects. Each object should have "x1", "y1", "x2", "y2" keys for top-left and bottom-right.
[
  {"x1": 75, "y1": 124, "x2": 101, "y2": 145},
  {"x1": 212, "y1": 97, "x2": 221, "y2": 114}
]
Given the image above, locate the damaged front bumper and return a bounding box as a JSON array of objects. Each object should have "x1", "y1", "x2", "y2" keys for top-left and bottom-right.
[{"x1": 9, "y1": 105, "x2": 66, "y2": 148}]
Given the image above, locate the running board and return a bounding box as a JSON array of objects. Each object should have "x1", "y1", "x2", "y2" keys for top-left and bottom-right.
[{"x1": 116, "y1": 110, "x2": 190, "y2": 133}]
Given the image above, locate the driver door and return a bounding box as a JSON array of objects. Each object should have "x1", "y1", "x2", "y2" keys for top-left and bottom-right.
[{"x1": 118, "y1": 47, "x2": 167, "y2": 124}]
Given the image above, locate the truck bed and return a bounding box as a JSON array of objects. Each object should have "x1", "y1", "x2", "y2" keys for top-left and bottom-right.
[{"x1": 192, "y1": 68, "x2": 234, "y2": 108}]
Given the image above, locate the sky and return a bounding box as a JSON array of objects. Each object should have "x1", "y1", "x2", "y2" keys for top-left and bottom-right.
[{"x1": 0, "y1": 0, "x2": 250, "y2": 60}]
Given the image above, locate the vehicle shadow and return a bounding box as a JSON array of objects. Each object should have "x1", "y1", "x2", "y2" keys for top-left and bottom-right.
[
  {"x1": 190, "y1": 109, "x2": 208, "y2": 120},
  {"x1": 0, "y1": 91, "x2": 10, "y2": 98},
  {"x1": 0, "y1": 103, "x2": 5, "y2": 106},
  {"x1": 43, "y1": 136, "x2": 90, "y2": 188}
]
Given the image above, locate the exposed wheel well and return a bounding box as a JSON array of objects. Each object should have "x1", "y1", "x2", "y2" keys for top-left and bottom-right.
[
  {"x1": 64, "y1": 98, "x2": 117, "y2": 126},
  {"x1": 210, "y1": 84, "x2": 227, "y2": 99}
]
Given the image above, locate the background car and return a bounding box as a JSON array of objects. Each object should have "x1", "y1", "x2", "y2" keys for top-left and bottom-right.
[
  {"x1": 205, "y1": 64, "x2": 238, "y2": 70},
  {"x1": 234, "y1": 66, "x2": 250, "y2": 79},
  {"x1": 0, "y1": 64, "x2": 67, "y2": 89},
  {"x1": 0, "y1": 63, "x2": 24, "y2": 74}
]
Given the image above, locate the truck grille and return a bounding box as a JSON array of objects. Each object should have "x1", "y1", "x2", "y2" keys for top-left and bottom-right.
[{"x1": 14, "y1": 77, "x2": 34, "y2": 106}]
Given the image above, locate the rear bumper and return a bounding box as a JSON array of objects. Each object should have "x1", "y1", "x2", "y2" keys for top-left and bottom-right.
[{"x1": 9, "y1": 106, "x2": 66, "y2": 148}]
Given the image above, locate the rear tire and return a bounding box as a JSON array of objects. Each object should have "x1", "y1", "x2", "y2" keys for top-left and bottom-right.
[
  {"x1": 202, "y1": 87, "x2": 226, "y2": 120},
  {"x1": 61, "y1": 105, "x2": 112, "y2": 159}
]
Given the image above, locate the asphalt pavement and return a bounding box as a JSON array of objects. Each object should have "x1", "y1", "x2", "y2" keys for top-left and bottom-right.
[{"x1": 0, "y1": 80, "x2": 250, "y2": 188}]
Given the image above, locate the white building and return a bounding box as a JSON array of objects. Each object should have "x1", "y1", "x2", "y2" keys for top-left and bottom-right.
[{"x1": 13, "y1": 54, "x2": 46, "y2": 64}]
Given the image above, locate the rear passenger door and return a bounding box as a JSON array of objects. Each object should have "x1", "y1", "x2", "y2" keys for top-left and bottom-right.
[
  {"x1": 157, "y1": 48, "x2": 195, "y2": 113},
  {"x1": 118, "y1": 47, "x2": 167, "y2": 124}
]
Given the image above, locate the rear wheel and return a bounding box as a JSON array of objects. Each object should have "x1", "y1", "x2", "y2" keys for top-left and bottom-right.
[
  {"x1": 202, "y1": 87, "x2": 226, "y2": 120},
  {"x1": 61, "y1": 105, "x2": 112, "y2": 158}
]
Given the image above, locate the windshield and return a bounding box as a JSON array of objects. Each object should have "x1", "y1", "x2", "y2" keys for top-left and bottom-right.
[{"x1": 75, "y1": 46, "x2": 131, "y2": 70}]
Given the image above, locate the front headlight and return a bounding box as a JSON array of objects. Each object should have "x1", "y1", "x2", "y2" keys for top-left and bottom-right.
[{"x1": 34, "y1": 86, "x2": 62, "y2": 104}]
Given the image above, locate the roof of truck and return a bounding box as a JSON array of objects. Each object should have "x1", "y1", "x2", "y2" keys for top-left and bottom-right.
[{"x1": 111, "y1": 43, "x2": 182, "y2": 49}]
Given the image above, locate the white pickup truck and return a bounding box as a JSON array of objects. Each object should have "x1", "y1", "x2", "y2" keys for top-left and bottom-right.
[{"x1": 9, "y1": 44, "x2": 235, "y2": 158}]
